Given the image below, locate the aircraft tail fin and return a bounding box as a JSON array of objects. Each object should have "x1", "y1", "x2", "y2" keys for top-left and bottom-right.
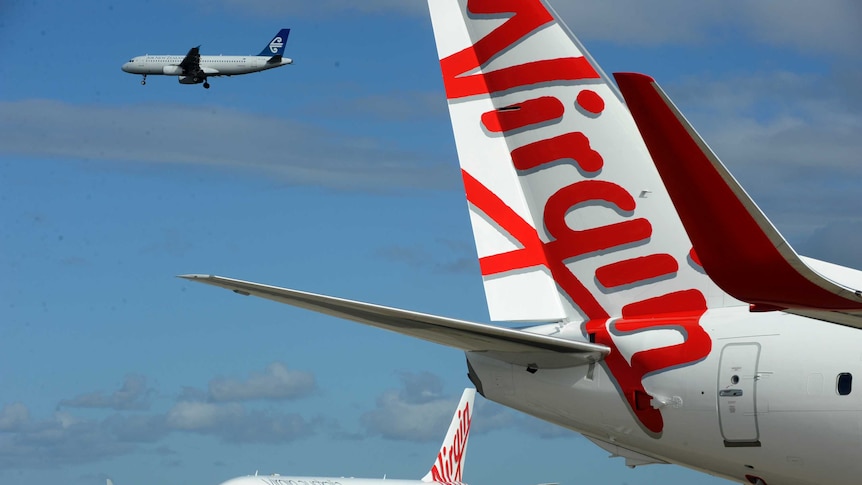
[
  {"x1": 258, "y1": 28, "x2": 290, "y2": 57},
  {"x1": 422, "y1": 388, "x2": 475, "y2": 483},
  {"x1": 426, "y1": 0, "x2": 735, "y2": 324}
]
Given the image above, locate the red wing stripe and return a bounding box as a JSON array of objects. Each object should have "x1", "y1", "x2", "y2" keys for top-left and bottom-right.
[{"x1": 614, "y1": 72, "x2": 862, "y2": 311}]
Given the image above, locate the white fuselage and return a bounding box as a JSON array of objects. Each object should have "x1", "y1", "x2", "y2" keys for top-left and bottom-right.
[
  {"x1": 122, "y1": 54, "x2": 292, "y2": 77},
  {"x1": 468, "y1": 308, "x2": 861, "y2": 485}
]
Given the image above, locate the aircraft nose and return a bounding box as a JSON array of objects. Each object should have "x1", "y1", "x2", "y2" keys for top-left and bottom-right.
[{"x1": 121, "y1": 62, "x2": 131, "y2": 72}]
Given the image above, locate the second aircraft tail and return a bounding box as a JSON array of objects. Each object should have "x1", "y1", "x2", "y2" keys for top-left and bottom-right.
[
  {"x1": 258, "y1": 28, "x2": 290, "y2": 57},
  {"x1": 422, "y1": 388, "x2": 475, "y2": 483}
]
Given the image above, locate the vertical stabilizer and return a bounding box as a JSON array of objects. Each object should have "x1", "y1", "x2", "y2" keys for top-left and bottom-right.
[
  {"x1": 426, "y1": 0, "x2": 736, "y2": 324},
  {"x1": 422, "y1": 388, "x2": 475, "y2": 483},
  {"x1": 258, "y1": 29, "x2": 290, "y2": 57}
]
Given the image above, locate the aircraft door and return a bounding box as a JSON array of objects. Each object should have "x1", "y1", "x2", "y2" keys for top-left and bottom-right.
[{"x1": 717, "y1": 343, "x2": 761, "y2": 447}]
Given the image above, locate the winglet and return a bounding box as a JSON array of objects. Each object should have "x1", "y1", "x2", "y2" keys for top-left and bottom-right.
[
  {"x1": 422, "y1": 388, "x2": 475, "y2": 483},
  {"x1": 613, "y1": 72, "x2": 862, "y2": 311}
]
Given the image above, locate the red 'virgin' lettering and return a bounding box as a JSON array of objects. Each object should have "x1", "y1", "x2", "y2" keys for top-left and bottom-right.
[
  {"x1": 585, "y1": 291, "x2": 711, "y2": 433},
  {"x1": 465, "y1": 169, "x2": 711, "y2": 434},
  {"x1": 595, "y1": 254, "x2": 679, "y2": 289},
  {"x1": 511, "y1": 132, "x2": 604, "y2": 173},
  {"x1": 440, "y1": 0, "x2": 599, "y2": 99},
  {"x1": 481, "y1": 97, "x2": 564, "y2": 133},
  {"x1": 430, "y1": 403, "x2": 472, "y2": 482},
  {"x1": 450, "y1": 0, "x2": 712, "y2": 437}
]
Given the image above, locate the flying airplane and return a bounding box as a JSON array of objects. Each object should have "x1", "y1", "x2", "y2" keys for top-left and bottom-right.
[
  {"x1": 121, "y1": 29, "x2": 292, "y2": 89},
  {"x1": 180, "y1": 1, "x2": 862, "y2": 484},
  {"x1": 217, "y1": 388, "x2": 475, "y2": 485}
]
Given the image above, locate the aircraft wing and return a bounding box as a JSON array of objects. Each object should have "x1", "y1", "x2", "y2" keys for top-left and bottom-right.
[
  {"x1": 614, "y1": 72, "x2": 862, "y2": 328},
  {"x1": 179, "y1": 46, "x2": 201, "y2": 74},
  {"x1": 179, "y1": 274, "x2": 609, "y2": 368}
]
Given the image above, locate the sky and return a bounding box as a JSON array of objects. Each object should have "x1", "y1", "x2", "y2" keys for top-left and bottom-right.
[{"x1": 1, "y1": 1, "x2": 861, "y2": 485}]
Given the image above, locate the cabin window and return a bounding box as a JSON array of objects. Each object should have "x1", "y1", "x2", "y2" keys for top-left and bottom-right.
[{"x1": 837, "y1": 373, "x2": 852, "y2": 396}]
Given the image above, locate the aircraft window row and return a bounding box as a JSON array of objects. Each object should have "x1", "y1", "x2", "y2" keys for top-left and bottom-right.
[{"x1": 837, "y1": 373, "x2": 852, "y2": 396}]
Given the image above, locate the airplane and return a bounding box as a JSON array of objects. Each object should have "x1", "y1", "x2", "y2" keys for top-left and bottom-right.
[
  {"x1": 180, "y1": 1, "x2": 862, "y2": 484},
  {"x1": 121, "y1": 29, "x2": 292, "y2": 89},
  {"x1": 217, "y1": 388, "x2": 475, "y2": 485}
]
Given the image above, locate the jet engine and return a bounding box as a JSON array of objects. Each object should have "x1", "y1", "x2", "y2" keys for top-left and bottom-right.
[{"x1": 178, "y1": 75, "x2": 204, "y2": 84}]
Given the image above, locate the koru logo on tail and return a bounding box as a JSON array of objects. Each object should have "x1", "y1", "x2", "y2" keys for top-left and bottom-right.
[{"x1": 269, "y1": 37, "x2": 284, "y2": 54}]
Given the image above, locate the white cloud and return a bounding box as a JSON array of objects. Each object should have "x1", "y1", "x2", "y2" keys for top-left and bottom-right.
[
  {"x1": 165, "y1": 400, "x2": 314, "y2": 443},
  {"x1": 203, "y1": 0, "x2": 427, "y2": 17},
  {"x1": 662, "y1": 70, "x2": 862, "y2": 242},
  {"x1": 0, "y1": 364, "x2": 323, "y2": 469},
  {"x1": 524, "y1": 1, "x2": 862, "y2": 59},
  {"x1": 0, "y1": 99, "x2": 454, "y2": 191},
  {"x1": 0, "y1": 403, "x2": 30, "y2": 431},
  {"x1": 740, "y1": 0, "x2": 862, "y2": 58},
  {"x1": 166, "y1": 401, "x2": 240, "y2": 430},
  {"x1": 361, "y1": 372, "x2": 465, "y2": 442},
  {"x1": 203, "y1": 0, "x2": 862, "y2": 60},
  {"x1": 361, "y1": 388, "x2": 458, "y2": 442},
  {"x1": 59, "y1": 374, "x2": 153, "y2": 411},
  {"x1": 0, "y1": 410, "x2": 136, "y2": 469},
  {"x1": 208, "y1": 362, "x2": 317, "y2": 402}
]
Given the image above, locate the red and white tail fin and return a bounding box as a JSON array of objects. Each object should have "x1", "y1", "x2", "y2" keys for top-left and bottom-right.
[
  {"x1": 422, "y1": 388, "x2": 475, "y2": 484},
  {"x1": 427, "y1": 0, "x2": 736, "y2": 323}
]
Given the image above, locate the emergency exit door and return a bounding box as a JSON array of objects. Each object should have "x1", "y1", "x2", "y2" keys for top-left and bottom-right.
[{"x1": 718, "y1": 343, "x2": 761, "y2": 447}]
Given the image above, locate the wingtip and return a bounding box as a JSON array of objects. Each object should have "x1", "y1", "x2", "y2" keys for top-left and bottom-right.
[
  {"x1": 177, "y1": 274, "x2": 211, "y2": 280},
  {"x1": 613, "y1": 72, "x2": 656, "y2": 90}
]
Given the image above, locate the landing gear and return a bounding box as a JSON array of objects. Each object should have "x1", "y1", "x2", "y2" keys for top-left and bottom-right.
[
  {"x1": 141, "y1": 75, "x2": 147, "y2": 86},
  {"x1": 203, "y1": 81, "x2": 210, "y2": 89}
]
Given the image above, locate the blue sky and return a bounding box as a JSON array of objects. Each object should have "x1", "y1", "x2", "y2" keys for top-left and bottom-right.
[{"x1": 1, "y1": 1, "x2": 861, "y2": 485}]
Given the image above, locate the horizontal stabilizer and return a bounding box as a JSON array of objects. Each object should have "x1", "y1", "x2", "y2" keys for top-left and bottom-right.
[
  {"x1": 614, "y1": 73, "x2": 862, "y2": 325},
  {"x1": 179, "y1": 275, "x2": 608, "y2": 368}
]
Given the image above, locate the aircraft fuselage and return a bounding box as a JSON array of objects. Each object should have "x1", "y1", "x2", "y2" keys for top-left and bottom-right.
[
  {"x1": 122, "y1": 55, "x2": 292, "y2": 78},
  {"x1": 468, "y1": 307, "x2": 862, "y2": 485}
]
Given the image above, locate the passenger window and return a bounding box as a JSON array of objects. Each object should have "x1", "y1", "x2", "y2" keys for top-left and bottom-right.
[{"x1": 837, "y1": 373, "x2": 852, "y2": 395}]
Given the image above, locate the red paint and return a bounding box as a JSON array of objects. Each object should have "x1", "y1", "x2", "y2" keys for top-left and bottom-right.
[
  {"x1": 467, "y1": 163, "x2": 712, "y2": 434},
  {"x1": 430, "y1": 402, "x2": 471, "y2": 483},
  {"x1": 689, "y1": 248, "x2": 702, "y2": 268},
  {"x1": 586, "y1": 290, "x2": 710, "y2": 433},
  {"x1": 481, "y1": 97, "x2": 564, "y2": 133},
  {"x1": 596, "y1": 254, "x2": 679, "y2": 289},
  {"x1": 463, "y1": 171, "x2": 550, "y2": 276},
  {"x1": 450, "y1": 4, "x2": 714, "y2": 437},
  {"x1": 511, "y1": 132, "x2": 604, "y2": 173},
  {"x1": 576, "y1": 89, "x2": 605, "y2": 114},
  {"x1": 439, "y1": 0, "x2": 599, "y2": 99},
  {"x1": 615, "y1": 72, "x2": 862, "y2": 311}
]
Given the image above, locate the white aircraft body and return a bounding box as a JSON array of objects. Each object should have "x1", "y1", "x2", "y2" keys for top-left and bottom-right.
[
  {"x1": 182, "y1": 1, "x2": 862, "y2": 484},
  {"x1": 122, "y1": 29, "x2": 292, "y2": 88},
  {"x1": 218, "y1": 388, "x2": 475, "y2": 485}
]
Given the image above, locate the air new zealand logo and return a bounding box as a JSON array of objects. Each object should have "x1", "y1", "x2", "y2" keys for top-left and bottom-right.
[{"x1": 269, "y1": 36, "x2": 284, "y2": 54}]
